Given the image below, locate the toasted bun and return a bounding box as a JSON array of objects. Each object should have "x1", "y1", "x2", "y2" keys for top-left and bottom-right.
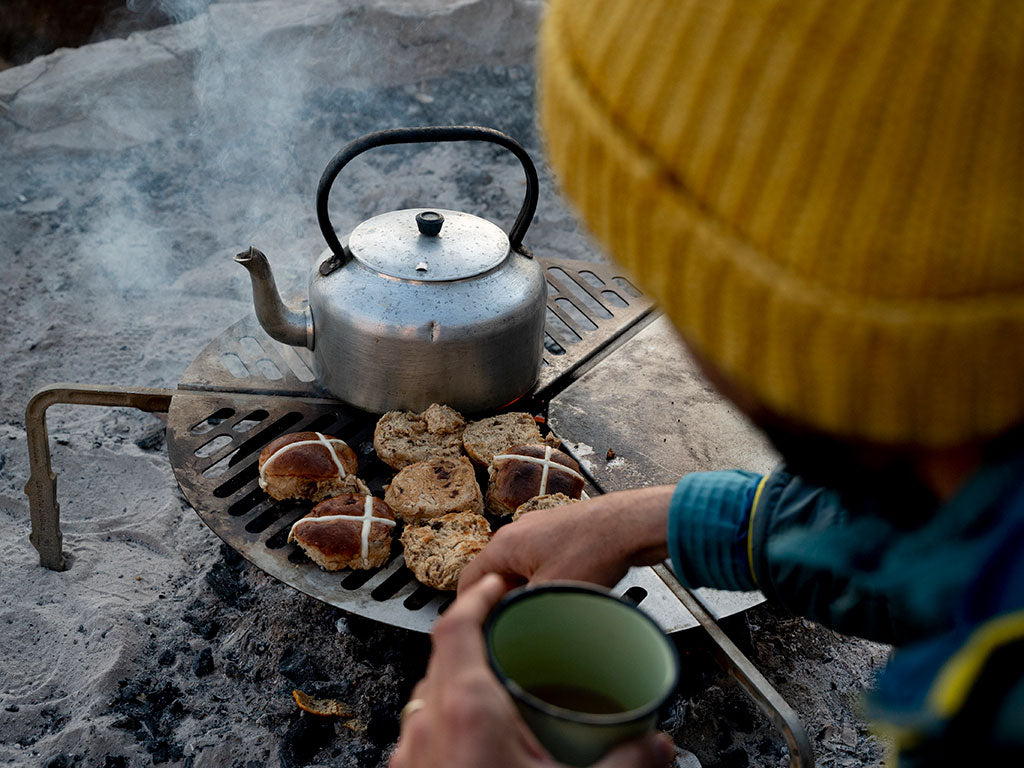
[
  {"x1": 462, "y1": 412, "x2": 560, "y2": 466},
  {"x1": 288, "y1": 494, "x2": 396, "y2": 571},
  {"x1": 400, "y1": 512, "x2": 491, "y2": 591},
  {"x1": 373, "y1": 404, "x2": 466, "y2": 470},
  {"x1": 258, "y1": 431, "x2": 367, "y2": 502},
  {"x1": 512, "y1": 492, "x2": 578, "y2": 521},
  {"x1": 384, "y1": 456, "x2": 483, "y2": 524},
  {"x1": 485, "y1": 444, "x2": 585, "y2": 516}
]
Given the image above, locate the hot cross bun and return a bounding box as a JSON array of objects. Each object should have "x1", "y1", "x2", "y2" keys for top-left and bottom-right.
[
  {"x1": 288, "y1": 494, "x2": 396, "y2": 571},
  {"x1": 258, "y1": 431, "x2": 369, "y2": 502},
  {"x1": 485, "y1": 444, "x2": 585, "y2": 517}
]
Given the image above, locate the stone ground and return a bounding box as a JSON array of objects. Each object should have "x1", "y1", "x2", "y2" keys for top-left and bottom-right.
[{"x1": 0, "y1": 1, "x2": 890, "y2": 766}]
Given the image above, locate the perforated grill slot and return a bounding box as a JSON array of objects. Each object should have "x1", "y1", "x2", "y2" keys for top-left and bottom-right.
[
  {"x1": 245, "y1": 505, "x2": 287, "y2": 534},
  {"x1": 371, "y1": 566, "x2": 415, "y2": 601},
  {"x1": 340, "y1": 569, "x2": 376, "y2": 590}
]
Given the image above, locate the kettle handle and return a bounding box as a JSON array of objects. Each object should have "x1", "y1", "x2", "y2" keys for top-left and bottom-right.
[{"x1": 316, "y1": 125, "x2": 540, "y2": 261}]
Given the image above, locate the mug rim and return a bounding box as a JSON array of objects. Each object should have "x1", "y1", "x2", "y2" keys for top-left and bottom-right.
[{"x1": 484, "y1": 581, "x2": 680, "y2": 727}]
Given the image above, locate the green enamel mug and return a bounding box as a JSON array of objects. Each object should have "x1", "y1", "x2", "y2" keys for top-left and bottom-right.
[{"x1": 484, "y1": 582, "x2": 680, "y2": 766}]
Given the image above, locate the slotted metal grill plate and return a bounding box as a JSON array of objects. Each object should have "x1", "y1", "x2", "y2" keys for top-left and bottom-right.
[
  {"x1": 167, "y1": 258, "x2": 718, "y2": 633},
  {"x1": 168, "y1": 391, "x2": 461, "y2": 631}
]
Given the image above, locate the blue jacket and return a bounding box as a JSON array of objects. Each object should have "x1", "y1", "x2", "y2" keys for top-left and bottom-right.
[{"x1": 668, "y1": 450, "x2": 1024, "y2": 765}]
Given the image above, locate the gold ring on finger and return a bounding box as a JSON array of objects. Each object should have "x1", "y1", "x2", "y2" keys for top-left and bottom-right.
[{"x1": 400, "y1": 698, "x2": 426, "y2": 727}]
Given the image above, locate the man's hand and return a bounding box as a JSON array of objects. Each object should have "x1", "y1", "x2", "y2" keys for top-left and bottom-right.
[
  {"x1": 389, "y1": 573, "x2": 675, "y2": 768},
  {"x1": 458, "y1": 485, "x2": 675, "y2": 595}
]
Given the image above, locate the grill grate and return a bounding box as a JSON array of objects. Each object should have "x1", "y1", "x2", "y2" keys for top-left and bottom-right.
[
  {"x1": 167, "y1": 257, "x2": 715, "y2": 633},
  {"x1": 170, "y1": 391, "x2": 569, "y2": 631}
]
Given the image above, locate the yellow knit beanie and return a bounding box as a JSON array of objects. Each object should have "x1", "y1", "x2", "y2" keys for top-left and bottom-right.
[{"x1": 540, "y1": 0, "x2": 1024, "y2": 447}]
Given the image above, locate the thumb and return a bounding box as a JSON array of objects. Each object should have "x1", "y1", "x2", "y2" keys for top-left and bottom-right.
[{"x1": 590, "y1": 732, "x2": 677, "y2": 768}]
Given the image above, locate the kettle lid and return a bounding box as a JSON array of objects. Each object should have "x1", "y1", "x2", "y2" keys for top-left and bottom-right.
[{"x1": 347, "y1": 208, "x2": 509, "y2": 282}]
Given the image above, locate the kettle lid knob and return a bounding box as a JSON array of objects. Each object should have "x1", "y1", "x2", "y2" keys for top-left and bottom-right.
[{"x1": 415, "y1": 211, "x2": 444, "y2": 237}]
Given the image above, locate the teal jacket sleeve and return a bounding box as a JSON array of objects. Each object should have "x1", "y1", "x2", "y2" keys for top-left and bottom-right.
[
  {"x1": 670, "y1": 456, "x2": 1024, "y2": 645},
  {"x1": 667, "y1": 470, "x2": 763, "y2": 592},
  {"x1": 668, "y1": 466, "x2": 947, "y2": 645},
  {"x1": 747, "y1": 467, "x2": 919, "y2": 644}
]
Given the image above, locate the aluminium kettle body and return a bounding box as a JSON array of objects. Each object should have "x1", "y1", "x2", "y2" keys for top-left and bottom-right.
[{"x1": 235, "y1": 126, "x2": 547, "y2": 414}]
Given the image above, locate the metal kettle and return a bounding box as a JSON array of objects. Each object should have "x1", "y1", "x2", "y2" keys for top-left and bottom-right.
[{"x1": 235, "y1": 126, "x2": 547, "y2": 414}]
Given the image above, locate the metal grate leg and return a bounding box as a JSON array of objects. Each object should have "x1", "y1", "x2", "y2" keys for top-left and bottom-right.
[
  {"x1": 24, "y1": 384, "x2": 176, "y2": 570},
  {"x1": 652, "y1": 563, "x2": 815, "y2": 768}
]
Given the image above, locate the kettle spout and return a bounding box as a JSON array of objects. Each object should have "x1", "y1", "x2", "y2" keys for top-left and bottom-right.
[{"x1": 234, "y1": 247, "x2": 314, "y2": 350}]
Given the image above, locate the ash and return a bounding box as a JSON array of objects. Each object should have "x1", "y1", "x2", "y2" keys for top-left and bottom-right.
[{"x1": 0, "y1": 1, "x2": 889, "y2": 766}]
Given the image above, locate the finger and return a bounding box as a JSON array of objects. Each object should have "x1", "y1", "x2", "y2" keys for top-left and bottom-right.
[
  {"x1": 395, "y1": 678, "x2": 429, "y2": 730},
  {"x1": 387, "y1": 743, "x2": 408, "y2": 768},
  {"x1": 458, "y1": 542, "x2": 515, "y2": 594},
  {"x1": 514, "y1": 712, "x2": 552, "y2": 761},
  {"x1": 398, "y1": 682, "x2": 429, "y2": 731},
  {"x1": 458, "y1": 557, "x2": 527, "y2": 595},
  {"x1": 429, "y1": 573, "x2": 507, "y2": 671},
  {"x1": 591, "y1": 732, "x2": 676, "y2": 768},
  {"x1": 444, "y1": 571, "x2": 507, "y2": 626},
  {"x1": 454, "y1": 556, "x2": 484, "y2": 593},
  {"x1": 392, "y1": 681, "x2": 432, "y2": 767},
  {"x1": 458, "y1": 523, "x2": 540, "y2": 594},
  {"x1": 406, "y1": 679, "x2": 428, "y2": 704}
]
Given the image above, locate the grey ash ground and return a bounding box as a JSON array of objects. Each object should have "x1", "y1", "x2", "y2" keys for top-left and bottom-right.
[{"x1": 101, "y1": 545, "x2": 430, "y2": 768}]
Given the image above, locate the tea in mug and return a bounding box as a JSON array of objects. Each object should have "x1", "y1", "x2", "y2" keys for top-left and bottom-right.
[{"x1": 526, "y1": 683, "x2": 628, "y2": 715}]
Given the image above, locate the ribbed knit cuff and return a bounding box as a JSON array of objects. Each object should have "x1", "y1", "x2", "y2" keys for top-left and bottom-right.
[{"x1": 667, "y1": 470, "x2": 763, "y2": 591}]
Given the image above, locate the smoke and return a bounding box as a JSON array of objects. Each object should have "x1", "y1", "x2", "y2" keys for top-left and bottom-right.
[
  {"x1": 62, "y1": 0, "x2": 543, "y2": 321},
  {"x1": 77, "y1": 0, "x2": 353, "y2": 301},
  {"x1": 169, "y1": 0, "x2": 320, "y2": 178}
]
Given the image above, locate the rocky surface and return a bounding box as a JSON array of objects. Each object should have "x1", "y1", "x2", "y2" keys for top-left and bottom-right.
[{"x1": 0, "y1": 2, "x2": 890, "y2": 766}]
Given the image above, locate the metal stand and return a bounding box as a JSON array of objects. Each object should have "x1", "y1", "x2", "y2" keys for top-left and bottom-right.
[
  {"x1": 653, "y1": 564, "x2": 815, "y2": 768},
  {"x1": 24, "y1": 384, "x2": 175, "y2": 570}
]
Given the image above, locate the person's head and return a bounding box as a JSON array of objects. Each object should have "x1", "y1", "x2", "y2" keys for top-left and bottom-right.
[{"x1": 538, "y1": 0, "x2": 1024, "y2": 496}]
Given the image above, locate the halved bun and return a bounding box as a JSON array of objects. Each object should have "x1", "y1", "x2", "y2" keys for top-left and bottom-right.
[
  {"x1": 384, "y1": 456, "x2": 483, "y2": 524},
  {"x1": 373, "y1": 404, "x2": 466, "y2": 470},
  {"x1": 400, "y1": 512, "x2": 491, "y2": 590},
  {"x1": 462, "y1": 412, "x2": 560, "y2": 466},
  {"x1": 512, "y1": 492, "x2": 578, "y2": 521}
]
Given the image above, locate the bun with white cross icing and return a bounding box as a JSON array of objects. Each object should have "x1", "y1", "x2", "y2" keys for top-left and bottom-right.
[
  {"x1": 288, "y1": 494, "x2": 396, "y2": 571},
  {"x1": 400, "y1": 511, "x2": 491, "y2": 590},
  {"x1": 462, "y1": 412, "x2": 560, "y2": 467},
  {"x1": 258, "y1": 431, "x2": 369, "y2": 502},
  {"x1": 485, "y1": 444, "x2": 585, "y2": 517},
  {"x1": 373, "y1": 403, "x2": 467, "y2": 471},
  {"x1": 384, "y1": 456, "x2": 483, "y2": 524}
]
